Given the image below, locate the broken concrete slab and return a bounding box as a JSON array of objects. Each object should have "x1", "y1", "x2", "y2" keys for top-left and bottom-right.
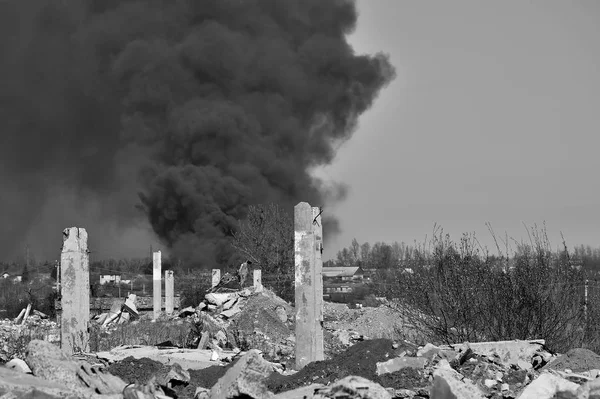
[
  {"x1": 517, "y1": 372, "x2": 579, "y2": 399},
  {"x1": 96, "y1": 345, "x2": 236, "y2": 370},
  {"x1": 210, "y1": 349, "x2": 274, "y2": 399},
  {"x1": 5, "y1": 358, "x2": 31, "y2": 374},
  {"x1": 220, "y1": 302, "x2": 242, "y2": 318},
  {"x1": 0, "y1": 365, "x2": 81, "y2": 399},
  {"x1": 205, "y1": 292, "x2": 238, "y2": 307},
  {"x1": 430, "y1": 368, "x2": 485, "y2": 399},
  {"x1": 376, "y1": 356, "x2": 427, "y2": 375},
  {"x1": 272, "y1": 383, "x2": 325, "y2": 398},
  {"x1": 447, "y1": 339, "x2": 547, "y2": 368}
]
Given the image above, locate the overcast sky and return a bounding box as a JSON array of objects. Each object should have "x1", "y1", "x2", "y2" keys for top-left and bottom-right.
[{"x1": 317, "y1": 0, "x2": 600, "y2": 260}]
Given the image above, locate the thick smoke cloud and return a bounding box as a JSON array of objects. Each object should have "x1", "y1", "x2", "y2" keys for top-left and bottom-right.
[{"x1": 0, "y1": 0, "x2": 395, "y2": 268}]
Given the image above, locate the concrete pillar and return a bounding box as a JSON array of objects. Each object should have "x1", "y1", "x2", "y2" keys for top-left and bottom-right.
[
  {"x1": 165, "y1": 270, "x2": 174, "y2": 315},
  {"x1": 294, "y1": 202, "x2": 324, "y2": 369},
  {"x1": 60, "y1": 227, "x2": 90, "y2": 354},
  {"x1": 153, "y1": 251, "x2": 161, "y2": 320},
  {"x1": 211, "y1": 269, "x2": 220, "y2": 288},
  {"x1": 253, "y1": 269, "x2": 262, "y2": 291}
]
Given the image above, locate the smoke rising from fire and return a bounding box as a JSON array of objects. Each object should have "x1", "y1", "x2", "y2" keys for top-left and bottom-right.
[{"x1": 0, "y1": 0, "x2": 395, "y2": 267}]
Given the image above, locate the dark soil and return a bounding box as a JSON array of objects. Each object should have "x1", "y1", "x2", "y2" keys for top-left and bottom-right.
[
  {"x1": 107, "y1": 356, "x2": 166, "y2": 385},
  {"x1": 543, "y1": 348, "x2": 600, "y2": 373},
  {"x1": 106, "y1": 356, "x2": 238, "y2": 399},
  {"x1": 266, "y1": 338, "x2": 428, "y2": 393}
]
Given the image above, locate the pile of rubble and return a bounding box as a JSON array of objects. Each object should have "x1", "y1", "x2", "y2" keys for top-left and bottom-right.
[
  {"x1": 5, "y1": 334, "x2": 600, "y2": 398},
  {"x1": 0, "y1": 306, "x2": 59, "y2": 362},
  {"x1": 177, "y1": 286, "x2": 296, "y2": 363},
  {"x1": 92, "y1": 294, "x2": 139, "y2": 328}
]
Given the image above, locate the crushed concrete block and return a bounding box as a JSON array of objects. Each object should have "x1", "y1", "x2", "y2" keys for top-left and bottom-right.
[
  {"x1": 198, "y1": 332, "x2": 210, "y2": 350},
  {"x1": 5, "y1": 358, "x2": 32, "y2": 373},
  {"x1": 483, "y1": 379, "x2": 496, "y2": 388},
  {"x1": 314, "y1": 376, "x2": 392, "y2": 399},
  {"x1": 418, "y1": 343, "x2": 441, "y2": 359},
  {"x1": 0, "y1": 365, "x2": 81, "y2": 398},
  {"x1": 215, "y1": 330, "x2": 227, "y2": 346},
  {"x1": 25, "y1": 340, "x2": 127, "y2": 395},
  {"x1": 575, "y1": 377, "x2": 600, "y2": 398},
  {"x1": 275, "y1": 306, "x2": 288, "y2": 323},
  {"x1": 220, "y1": 302, "x2": 242, "y2": 318},
  {"x1": 161, "y1": 363, "x2": 191, "y2": 388},
  {"x1": 222, "y1": 297, "x2": 238, "y2": 311},
  {"x1": 272, "y1": 383, "x2": 324, "y2": 398},
  {"x1": 205, "y1": 293, "x2": 237, "y2": 307},
  {"x1": 197, "y1": 302, "x2": 207, "y2": 311},
  {"x1": 430, "y1": 368, "x2": 485, "y2": 399},
  {"x1": 195, "y1": 386, "x2": 210, "y2": 399},
  {"x1": 518, "y1": 372, "x2": 579, "y2": 399},
  {"x1": 179, "y1": 306, "x2": 196, "y2": 317},
  {"x1": 376, "y1": 356, "x2": 427, "y2": 375},
  {"x1": 209, "y1": 349, "x2": 274, "y2": 399}
]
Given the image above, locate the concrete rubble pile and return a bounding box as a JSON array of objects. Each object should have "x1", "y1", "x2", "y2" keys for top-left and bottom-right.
[
  {"x1": 177, "y1": 285, "x2": 296, "y2": 363},
  {"x1": 92, "y1": 294, "x2": 140, "y2": 329},
  {"x1": 0, "y1": 308, "x2": 59, "y2": 362}
]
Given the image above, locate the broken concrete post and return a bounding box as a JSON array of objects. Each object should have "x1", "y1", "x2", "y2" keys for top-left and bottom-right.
[
  {"x1": 60, "y1": 227, "x2": 90, "y2": 354},
  {"x1": 153, "y1": 251, "x2": 161, "y2": 320},
  {"x1": 165, "y1": 270, "x2": 174, "y2": 315},
  {"x1": 294, "y1": 202, "x2": 324, "y2": 370},
  {"x1": 253, "y1": 269, "x2": 262, "y2": 291},
  {"x1": 212, "y1": 269, "x2": 221, "y2": 288},
  {"x1": 21, "y1": 303, "x2": 32, "y2": 325}
]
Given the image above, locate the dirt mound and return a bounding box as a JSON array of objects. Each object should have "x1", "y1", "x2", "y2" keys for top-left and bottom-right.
[
  {"x1": 107, "y1": 355, "x2": 240, "y2": 399},
  {"x1": 107, "y1": 356, "x2": 166, "y2": 385},
  {"x1": 266, "y1": 338, "x2": 426, "y2": 393},
  {"x1": 543, "y1": 348, "x2": 600, "y2": 372}
]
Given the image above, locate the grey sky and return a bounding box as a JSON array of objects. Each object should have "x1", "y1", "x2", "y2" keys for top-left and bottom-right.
[{"x1": 317, "y1": 0, "x2": 600, "y2": 260}]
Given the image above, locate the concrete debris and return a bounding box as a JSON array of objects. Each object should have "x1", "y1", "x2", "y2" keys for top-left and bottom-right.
[
  {"x1": 5, "y1": 358, "x2": 32, "y2": 374},
  {"x1": 209, "y1": 349, "x2": 274, "y2": 399},
  {"x1": 376, "y1": 356, "x2": 427, "y2": 376},
  {"x1": 430, "y1": 367, "x2": 485, "y2": 399},
  {"x1": 0, "y1": 317, "x2": 60, "y2": 361},
  {"x1": 314, "y1": 376, "x2": 392, "y2": 399},
  {"x1": 518, "y1": 372, "x2": 579, "y2": 399},
  {"x1": 94, "y1": 295, "x2": 140, "y2": 328}
]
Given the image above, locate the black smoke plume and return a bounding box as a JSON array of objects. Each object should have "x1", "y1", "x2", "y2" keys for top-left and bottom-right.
[{"x1": 0, "y1": 0, "x2": 395, "y2": 267}]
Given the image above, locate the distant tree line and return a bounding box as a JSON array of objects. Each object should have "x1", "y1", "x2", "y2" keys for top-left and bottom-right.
[{"x1": 327, "y1": 237, "x2": 600, "y2": 273}]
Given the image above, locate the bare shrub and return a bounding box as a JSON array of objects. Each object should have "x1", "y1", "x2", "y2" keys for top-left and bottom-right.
[{"x1": 376, "y1": 225, "x2": 586, "y2": 352}]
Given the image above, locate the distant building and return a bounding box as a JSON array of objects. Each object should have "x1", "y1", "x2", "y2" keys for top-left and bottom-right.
[
  {"x1": 1, "y1": 272, "x2": 9, "y2": 279},
  {"x1": 99, "y1": 275, "x2": 121, "y2": 285},
  {"x1": 12, "y1": 276, "x2": 22, "y2": 283},
  {"x1": 322, "y1": 267, "x2": 364, "y2": 281},
  {"x1": 324, "y1": 284, "x2": 353, "y2": 294}
]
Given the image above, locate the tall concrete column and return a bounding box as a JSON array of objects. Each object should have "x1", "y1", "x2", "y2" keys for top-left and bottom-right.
[
  {"x1": 60, "y1": 227, "x2": 90, "y2": 354},
  {"x1": 165, "y1": 270, "x2": 174, "y2": 315},
  {"x1": 153, "y1": 251, "x2": 161, "y2": 320},
  {"x1": 294, "y1": 202, "x2": 324, "y2": 369}
]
